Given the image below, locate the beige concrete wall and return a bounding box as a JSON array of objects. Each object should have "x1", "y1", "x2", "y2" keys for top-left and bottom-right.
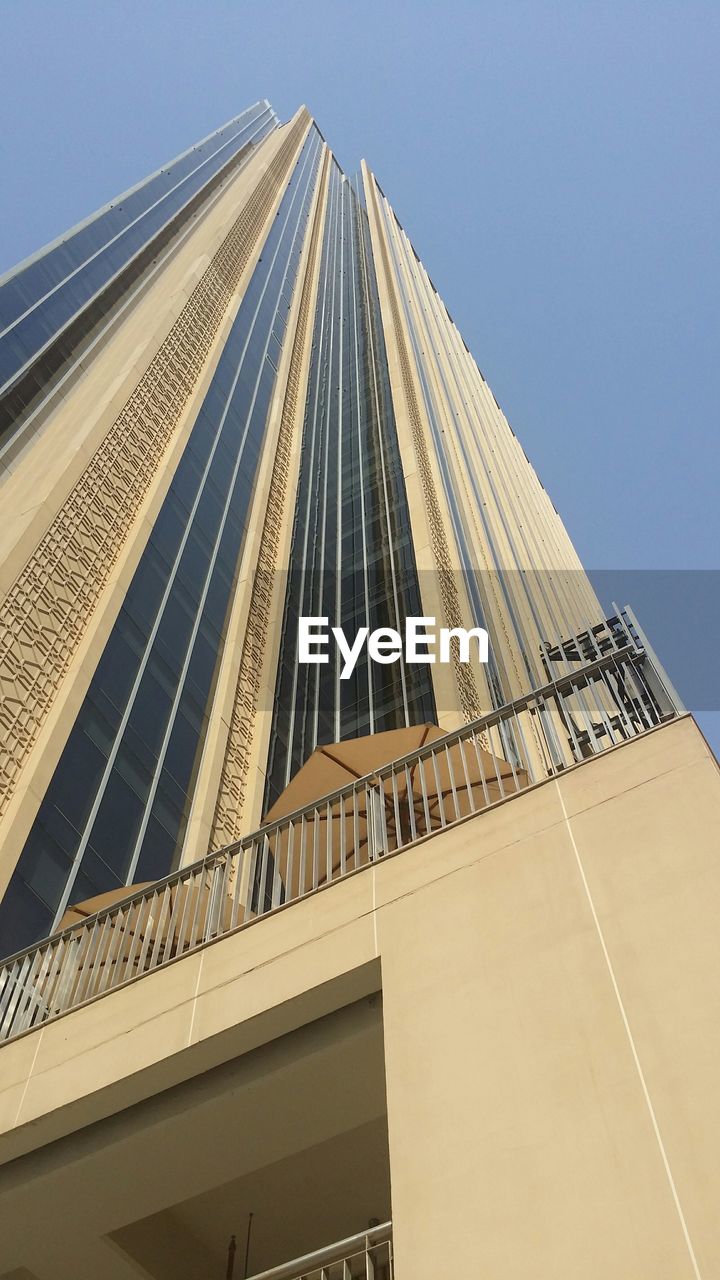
[
  {"x1": 0, "y1": 717, "x2": 718, "y2": 1278},
  {"x1": 380, "y1": 715, "x2": 720, "y2": 1280},
  {"x1": 0, "y1": 997, "x2": 387, "y2": 1279}
]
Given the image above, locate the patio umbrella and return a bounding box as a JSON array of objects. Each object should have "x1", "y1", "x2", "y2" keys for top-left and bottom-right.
[
  {"x1": 52, "y1": 875, "x2": 244, "y2": 999},
  {"x1": 262, "y1": 724, "x2": 526, "y2": 898}
]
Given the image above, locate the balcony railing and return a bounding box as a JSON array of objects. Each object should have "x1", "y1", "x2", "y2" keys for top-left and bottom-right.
[
  {"x1": 0, "y1": 606, "x2": 683, "y2": 1045},
  {"x1": 245, "y1": 1222, "x2": 393, "y2": 1280}
]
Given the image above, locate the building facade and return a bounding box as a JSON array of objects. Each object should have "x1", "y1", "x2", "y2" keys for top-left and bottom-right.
[
  {"x1": 0, "y1": 103, "x2": 718, "y2": 1280},
  {"x1": 0, "y1": 102, "x2": 601, "y2": 954}
]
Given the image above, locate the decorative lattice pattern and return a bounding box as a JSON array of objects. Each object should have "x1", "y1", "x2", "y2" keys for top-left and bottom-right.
[
  {"x1": 210, "y1": 149, "x2": 329, "y2": 848},
  {"x1": 0, "y1": 113, "x2": 310, "y2": 820}
]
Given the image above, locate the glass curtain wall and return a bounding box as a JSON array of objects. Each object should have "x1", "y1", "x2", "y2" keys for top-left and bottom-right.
[
  {"x1": 0, "y1": 101, "x2": 277, "y2": 442},
  {"x1": 374, "y1": 193, "x2": 601, "y2": 701},
  {"x1": 265, "y1": 163, "x2": 436, "y2": 810},
  {"x1": 0, "y1": 127, "x2": 322, "y2": 957}
]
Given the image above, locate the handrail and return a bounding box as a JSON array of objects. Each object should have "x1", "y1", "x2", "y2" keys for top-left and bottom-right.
[
  {"x1": 0, "y1": 607, "x2": 683, "y2": 1045},
  {"x1": 246, "y1": 1221, "x2": 392, "y2": 1280}
]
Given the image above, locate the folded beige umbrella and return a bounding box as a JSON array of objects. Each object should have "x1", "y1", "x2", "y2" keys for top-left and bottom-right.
[
  {"x1": 58, "y1": 883, "x2": 155, "y2": 933},
  {"x1": 52, "y1": 876, "x2": 243, "y2": 1002},
  {"x1": 263, "y1": 726, "x2": 440, "y2": 824},
  {"x1": 262, "y1": 724, "x2": 526, "y2": 898}
]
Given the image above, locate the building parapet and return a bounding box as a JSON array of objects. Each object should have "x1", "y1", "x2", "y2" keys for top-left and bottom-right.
[{"x1": 0, "y1": 606, "x2": 683, "y2": 1046}]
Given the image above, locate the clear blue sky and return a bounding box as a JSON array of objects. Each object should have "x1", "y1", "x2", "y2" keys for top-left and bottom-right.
[{"x1": 2, "y1": 0, "x2": 718, "y2": 745}]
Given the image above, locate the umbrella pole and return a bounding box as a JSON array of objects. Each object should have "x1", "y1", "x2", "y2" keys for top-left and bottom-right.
[
  {"x1": 226, "y1": 1234, "x2": 236, "y2": 1279},
  {"x1": 243, "y1": 1212, "x2": 254, "y2": 1278}
]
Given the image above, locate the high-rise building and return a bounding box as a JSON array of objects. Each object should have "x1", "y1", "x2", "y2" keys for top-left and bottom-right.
[{"x1": 0, "y1": 104, "x2": 718, "y2": 1280}]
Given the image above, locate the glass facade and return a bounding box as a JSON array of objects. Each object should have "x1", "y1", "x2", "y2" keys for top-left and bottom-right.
[
  {"x1": 374, "y1": 195, "x2": 514, "y2": 705},
  {"x1": 0, "y1": 104, "x2": 605, "y2": 965},
  {"x1": 0, "y1": 126, "x2": 322, "y2": 955},
  {"x1": 0, "y1": 101, "x2": 276, "y2": 444},
  {"x1": 374, "y1": 192, "x2": 599, "y2": 701},
  {"x1": 264, "y1": 163, "x2": 436, "y2": 809}
]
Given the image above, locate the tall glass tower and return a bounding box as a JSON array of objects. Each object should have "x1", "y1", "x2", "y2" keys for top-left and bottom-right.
[
  {"x1": 0, "y1": 103, "x2": 602, "y2": 955},
  {"x1": 2, "y1": 101, "x2": 718, "y2": 1280}
]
